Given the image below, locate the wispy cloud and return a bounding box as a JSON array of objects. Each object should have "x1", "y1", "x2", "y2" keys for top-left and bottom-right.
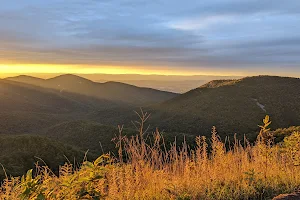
[{"x1": 167, "y1": 15, "x2": 236, "y2": 31}]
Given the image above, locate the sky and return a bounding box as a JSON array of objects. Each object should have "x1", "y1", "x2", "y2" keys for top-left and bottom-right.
[{"x1": 0, "y1": 0, "x2": 300, "y2": 77}]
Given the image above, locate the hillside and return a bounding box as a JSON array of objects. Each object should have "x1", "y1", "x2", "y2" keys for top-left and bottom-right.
[
  {"x1": 43, "y1": 120, "x2": 196, "y2": 154},
  {"x1": 0, "y1": 79, "x2": 124, "y2": 134},
  {"x1": 3, "y1": 75, "x2": 300, "y2": 140},
  {"x1": 43, "y1": 121, "x2": 136, "y2": 155},
  {"x1": 6, "y1": 74, "x2": 178, "y2": 106},
  {"x1": 148, "y1": 76, "x2": 300, "y2": 139},
  {"x1": 0, "y1": 79, "x2": 113, "y2": 113},
  {"x1": 0, "y1": 134, "x2": 87, "y2": 179}
]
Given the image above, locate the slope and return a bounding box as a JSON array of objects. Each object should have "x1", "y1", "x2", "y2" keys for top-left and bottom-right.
[
  {"x1": 6, "y1": 74, "x2": 178, "y2": 106},
  {"x1": 0, "y1": 134, "x2": 87, "y2": 179},
  {"x1": 0, "y1": 79, "x2": 121, "y2": 134},
  {"x1": 149, "y1": 76, "x2": 300, "y2": 139},
  {"x1": 43, "y1": 121, "x2": 135, "y2": 155}
]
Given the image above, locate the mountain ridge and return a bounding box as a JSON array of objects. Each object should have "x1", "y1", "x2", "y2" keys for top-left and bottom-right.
[{"x1": 6, "y1": 74, "x2": 178, "y2": 106}]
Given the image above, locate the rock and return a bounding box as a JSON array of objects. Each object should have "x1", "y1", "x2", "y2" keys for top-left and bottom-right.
[{"x1": 273, "y1": 193, "x2": 300, "y2": 200}]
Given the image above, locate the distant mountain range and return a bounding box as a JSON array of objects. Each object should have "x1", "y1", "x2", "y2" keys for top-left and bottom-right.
[
  {"x1": 2, "y1": 73, "x2": 243, "y2": 93},
  {"x1": 0, "y1": 74, "x2": 178, "y2": 135}
]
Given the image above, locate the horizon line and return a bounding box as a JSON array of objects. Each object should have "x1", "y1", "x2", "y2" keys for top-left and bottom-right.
[{"x1": 1, "y1": 73, "x2": 299, "y2": 80}]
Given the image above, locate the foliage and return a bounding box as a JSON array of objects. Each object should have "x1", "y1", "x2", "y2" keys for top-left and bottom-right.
[
  {"x1": 44, "y1": 121, "x2": 136, "y2": 155},
  {"x1": 0, "y1": 135, "x2": 86, "y2": 180},
  {"x1": 271, "y1": 126, "x2": 300, "y2": 143},
  {"x1": 1, "y1": 115, "x2": 300, "y2": 200},
  {"x1": 282, "y1": 131, "x2": 300, "y2": 166}
]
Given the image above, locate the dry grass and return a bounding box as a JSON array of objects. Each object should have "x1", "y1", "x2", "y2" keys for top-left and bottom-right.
[{"x1": 1, "y1": 113, "x2": 300, "y2": 200}]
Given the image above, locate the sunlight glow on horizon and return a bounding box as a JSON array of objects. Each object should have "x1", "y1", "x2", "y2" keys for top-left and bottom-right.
[{"x1": 0, "y1": 64, "x2": 244, "y2": 78}]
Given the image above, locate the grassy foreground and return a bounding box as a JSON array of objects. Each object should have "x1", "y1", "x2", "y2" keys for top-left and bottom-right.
[{"x1": 1, "y1": 115, "x2": 300, "y2": 200}]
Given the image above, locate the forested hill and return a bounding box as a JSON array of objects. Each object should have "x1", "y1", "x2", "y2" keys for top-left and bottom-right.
[{"x1": 148, "y1": 76, "x2": 300, "y2": 139}]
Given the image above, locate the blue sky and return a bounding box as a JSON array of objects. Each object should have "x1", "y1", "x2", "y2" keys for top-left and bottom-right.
[{"x1": 0, "y1": 0, "x2": 300, "y2": 76}]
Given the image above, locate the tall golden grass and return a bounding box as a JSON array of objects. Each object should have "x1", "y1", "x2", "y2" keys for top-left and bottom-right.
[{"x1": 1, "y1": 113, "x2": 300, "y2": 199}]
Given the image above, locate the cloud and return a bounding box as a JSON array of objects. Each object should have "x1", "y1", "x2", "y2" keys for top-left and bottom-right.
[{"x1": 0, "y1": 0, "x2": 300, "y2": 75}]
